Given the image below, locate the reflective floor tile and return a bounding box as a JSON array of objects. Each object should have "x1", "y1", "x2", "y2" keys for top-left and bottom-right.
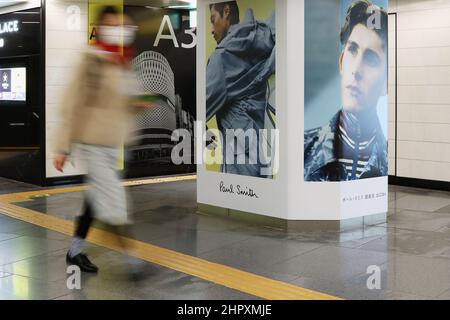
[
  {"x1": 393, "y1": 195, "x2": 450, "y2": 212},
  {"x1": 0, "y1": 274, "x2": 72, "y2": 300},
  {"x1": 285, "y1": 226, "x2": 388, "y2": 249},
  {"x1": 2, "y1": 249, "x2": 70, "y2": 282},
  {"x1": 200, "y1": 236, "x2": 323, "y2": 272},
  {"x1": 358, "y1": 228, "x2": 450, "y2": 258},
  {"x1": 381, "y1": 255, "x2": 450, "y2": 297},
  {"x1": 0, "y1": 233, "x2": 20, "y2": 243},
  {"x1": 0, "y1": 236, "x2": 69, "y2": 266},
  {"x1": 269, "y1": 246, "x2": 389, "y2": 282},
  {"x1": 436, "y1": 205, "x2": 450, "y2": 214},
  {"x1": 149, "y1": 229, "x2": 253, "y2": 256},
  {"x1": 437, "y1": 289, "x2": 450, "y2": 300},
  {"x1": 386, "y1": 210, "x2": 450, "y2": 232}
]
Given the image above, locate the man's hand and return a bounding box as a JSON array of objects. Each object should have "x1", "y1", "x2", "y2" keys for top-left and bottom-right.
[{"x1": 54, "y1": 154, "x2": 67, "y2": 172}]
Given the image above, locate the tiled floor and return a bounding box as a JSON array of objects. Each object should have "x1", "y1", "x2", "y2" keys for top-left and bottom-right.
[
  {"x1": 1, "y1": 177, "x2": 450, "y2": 300},
  {"x1": 0, "y1": 178, "x2": 41, "y2": 195}
]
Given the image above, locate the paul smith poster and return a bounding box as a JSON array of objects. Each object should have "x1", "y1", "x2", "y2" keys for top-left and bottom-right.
[{"x1": 205, "y1": 0, "x2": 276, "y2": 179}]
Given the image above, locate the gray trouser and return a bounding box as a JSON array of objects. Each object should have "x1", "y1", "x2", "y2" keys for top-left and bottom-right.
[{"x1": 78, "y1": 144, "x2": 131, "y2": 226}]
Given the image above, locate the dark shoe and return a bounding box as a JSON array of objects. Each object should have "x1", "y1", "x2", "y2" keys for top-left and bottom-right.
[{"x1": 66, "y1": 252, "x2": 99, "y2": 273}]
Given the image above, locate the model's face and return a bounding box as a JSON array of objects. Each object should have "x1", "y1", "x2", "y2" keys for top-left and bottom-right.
[
  {"x1": 340, "y1": 24, "x2": 387, "y2": 115},
  {"x1": 210, "y1": 5, "x2": 231, "y2": 44}
]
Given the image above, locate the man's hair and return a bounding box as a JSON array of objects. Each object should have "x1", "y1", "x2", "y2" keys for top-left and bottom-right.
[
  {"x1": 210, "y1": 1, "x2": 240, "y2": 25},
  {"x1": 97, "y1": 5, "x2": 118, "y2": 24},
  {"x1": 340, "y1": 0, "x2": 388, "y2": 50}
]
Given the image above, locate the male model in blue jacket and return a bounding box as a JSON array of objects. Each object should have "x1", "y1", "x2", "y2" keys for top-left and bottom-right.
[{"x1": 207, "y1": 1, "x2": 275, "y2": 178}]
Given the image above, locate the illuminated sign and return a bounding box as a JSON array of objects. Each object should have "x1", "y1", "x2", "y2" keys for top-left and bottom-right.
[
  {"x1": 0, "y1": 20, "x2": 20, "y2": 49},
  {"x1": 0, "y1": 20, "x2": 19, "y2": 34}
]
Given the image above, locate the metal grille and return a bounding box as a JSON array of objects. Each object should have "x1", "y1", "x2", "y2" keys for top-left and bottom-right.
[
  {"x1": 135, "y1": 100, "x2": 177, "y2": 131},
  {"x1": 133, "y1": 51, "x2": 176, "y2": 105}
]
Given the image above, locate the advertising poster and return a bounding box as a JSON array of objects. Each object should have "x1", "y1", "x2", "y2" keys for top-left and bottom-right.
[
  {"x1": 205, "y1": 0, "x2": 276, "y2": 179},
  {"x1": 88, "y1": 1, "x2": 196, "y2": 177},
  {"x1": 124, "y1": 6, "x2": 196, "y2": 177},
  {"x1": 0, "y1": 68, "x2": 26, "y2": 101},
  {"x1": 304, "y1": 0, "x2": 388, "y2": 182}
]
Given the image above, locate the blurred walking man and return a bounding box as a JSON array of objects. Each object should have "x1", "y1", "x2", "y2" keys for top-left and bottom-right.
[{"x1": 54, "y1": 6, "x2": 150, "y2": 274}]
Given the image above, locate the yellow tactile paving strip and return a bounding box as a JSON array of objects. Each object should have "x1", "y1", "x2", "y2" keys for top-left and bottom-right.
[
  {"x1": 0, "y1": 175, "x2": 341, "y2": 300},
  {"x1": 0, "y1": 175, "x2": 197, "y2": 203}
]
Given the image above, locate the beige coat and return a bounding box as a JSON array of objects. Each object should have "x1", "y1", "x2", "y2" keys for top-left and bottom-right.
[{"x1": 54, "y1": 49, "x2": 139, "y2": 155}]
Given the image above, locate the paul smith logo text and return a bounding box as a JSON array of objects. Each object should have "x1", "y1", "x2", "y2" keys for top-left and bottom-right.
[{"x1": 219, "y1": 181, "x2": 259, "y2": 199}]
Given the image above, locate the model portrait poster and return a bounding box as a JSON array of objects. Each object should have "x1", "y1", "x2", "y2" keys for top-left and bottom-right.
[
  {"x1": 205, "y1": 0, "x2": 276, "y2": 179},
  {"x1": 304, "y1": 0, "x2": 388, "y2": 182}
]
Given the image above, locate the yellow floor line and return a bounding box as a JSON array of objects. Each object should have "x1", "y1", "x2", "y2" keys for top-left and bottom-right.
[
  {"x1": 0, "y1": 175, "x2": 197, "y2": 203},
  {"x1": 0, "y1": 202, "x2": 341, "y2": 300}
]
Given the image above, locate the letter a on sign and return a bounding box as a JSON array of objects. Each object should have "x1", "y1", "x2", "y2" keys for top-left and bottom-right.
[{"x1": 154, "y1": 15, "x2": 179, "y2": 48}]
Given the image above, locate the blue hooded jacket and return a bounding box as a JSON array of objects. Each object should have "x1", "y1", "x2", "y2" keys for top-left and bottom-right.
[
  {"x1": 206, "y1": 8, "x2": 275, "y2": 136},
  {"x1": 206, "y1": 9, "x2": 275, "y2": 177}
]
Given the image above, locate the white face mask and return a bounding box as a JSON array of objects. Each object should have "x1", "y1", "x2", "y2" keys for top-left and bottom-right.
[
  {"x1": 98, "y1": 25, "x2": 136, "y2": 46},
  {"x1": 122, "y1": 25, "x2": 137, "y2": 46}
]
